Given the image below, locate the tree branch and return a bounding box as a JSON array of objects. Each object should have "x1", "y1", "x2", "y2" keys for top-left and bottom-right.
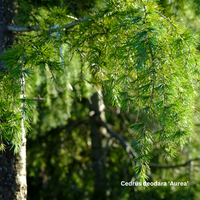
[
  {"x1": 6, "y1": 17, "x2": 89, "y2": 32},
  {"x1": 97, "y1": 118, "x2": 200, "y2": 170},
  {"x1": 98, "y1": 120, "x2": 137, "y2": 160},
  {"x1": 150, "y1": 157, "x2": 200, "y2": 168},
  {"x1": 6, "y1": 25, "x2": 40, "y2": 32}
]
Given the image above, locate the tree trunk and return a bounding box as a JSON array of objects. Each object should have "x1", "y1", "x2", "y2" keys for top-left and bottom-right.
[
  {"x1": 89, "y1": 91, "x2": 107, "y2": 200},
  {"x1": 0, "y1": 0, "x2": 27, "y2": 199}
]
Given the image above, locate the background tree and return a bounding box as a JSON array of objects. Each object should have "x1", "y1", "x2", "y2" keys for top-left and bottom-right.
[{"x1": 0, "y1": 0, "x2": 28, "y2": 199}]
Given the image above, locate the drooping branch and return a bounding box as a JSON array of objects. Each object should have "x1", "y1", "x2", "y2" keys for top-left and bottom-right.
[
  {"x1": 6, "y1": 9, "x2": 111, "y2": 33},
  {"x1": 6, "y1": 17, "x2": 89, "y2": 32},
  {"x1": 98, "y1": 120, "x2": 136, "y2": 160},
  {"x1": 149, "y1": 157, "x2": 200, "y2": 168},
  {"x1": 97, "y1": 119, "x2": 200, "y2": 170}
]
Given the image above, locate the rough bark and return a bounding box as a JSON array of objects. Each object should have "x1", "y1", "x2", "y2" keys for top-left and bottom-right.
[
  {"x1": 89, "y1": 92, "x2": 106, "y2": 200},
  {"x1": 0, "y1": 0, "x2": 27, "y2": 199},
  {"x1": 0, "y1": 0, "x2": 14, "y2": 71},
  {"x1": 15, "y1": 133, "x2": 27, "y2": 200}
]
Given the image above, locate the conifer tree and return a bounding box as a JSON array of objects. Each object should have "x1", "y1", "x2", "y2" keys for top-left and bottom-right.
[{"x1": 0, "y1": 0, "x2": 200, "y2": 198}]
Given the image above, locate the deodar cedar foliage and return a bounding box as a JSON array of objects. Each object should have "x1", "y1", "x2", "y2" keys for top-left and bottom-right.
[{"x1": 0, "y1": 0, "x2": 199, "y2": 181}]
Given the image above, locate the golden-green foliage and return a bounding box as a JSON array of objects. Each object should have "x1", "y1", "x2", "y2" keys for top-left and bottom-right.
[{"x1": 0, "y1": 0, "x2": 200, "y2": 181}]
